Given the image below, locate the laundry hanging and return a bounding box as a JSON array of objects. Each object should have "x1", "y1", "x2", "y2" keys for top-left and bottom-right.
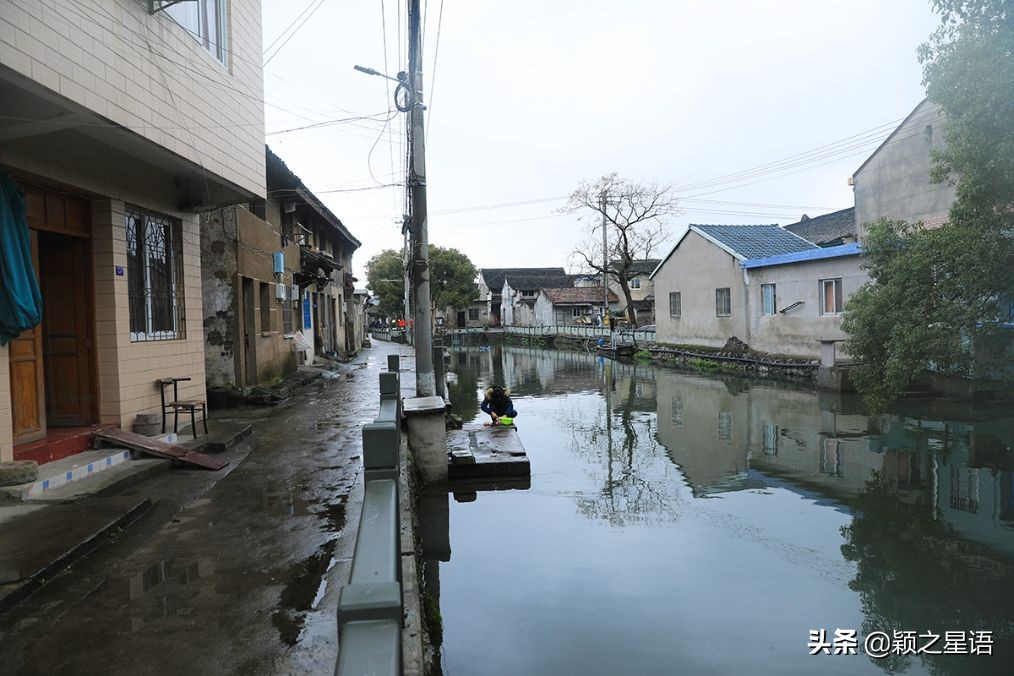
[{"x1": 0, "y1": 173, "x2": 42, "y2": 346}]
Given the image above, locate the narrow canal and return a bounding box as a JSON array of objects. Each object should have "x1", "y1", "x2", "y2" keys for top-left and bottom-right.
[{"x1": 420, "y1": 345, "x2": 1014, "y2": 675}]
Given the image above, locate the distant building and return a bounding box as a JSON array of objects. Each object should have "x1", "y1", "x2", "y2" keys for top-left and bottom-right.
[
  {"x1": 651, "y1": 224, "x2": 866, "y2": 357},
  {"x1": 783, "y1": 208, "x2": 856, "y2": 247},
  {"x1": 605, "y1": 259, "x2": 660, "y2": 325},
  {"x1": 499, "y1": 269, "x2": 572, "y2": 326},
  {"x1": 853, "y1": 99, "x2": 955, "y2": 238},
  {"x1": 533, "y1": 287, "x2": 618, "y2": 326},
  {"x1": 478, "y1": 267, "x2": 569, "y2": 326}
]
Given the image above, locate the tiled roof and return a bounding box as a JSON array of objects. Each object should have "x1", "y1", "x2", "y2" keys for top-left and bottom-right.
[
  {"x1": 503, "y1": 269, "x2": 572, "y2": 290},
  {"x1": 480, "y1": 267, "x2": 567, "y2": 292},
  {"x1": 543, "y1": 287, "x2": 617, "y2": 305},
  {"x1": 608, "y1": 259, "x2": 662, "y2": 276},
  {"x1": 692, "y1": 224, "x2": 817, "y2": 259},
  {"x1": 783, "y1": 208, "x2": 856, "y2": 247},
  {"x1": 740, "y1": 242, "x2": 862, "y2": 269}
]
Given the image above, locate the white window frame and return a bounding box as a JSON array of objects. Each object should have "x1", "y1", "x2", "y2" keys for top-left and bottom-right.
[
  {"x1": 820, "y1": 278, "x2": 844, "y2": 315},
  {"x1": 631, "y1": 278, "x2": 641, "y2": 289},
  {"x1": 669, "y1": 291, "x2": 681, "y2": 318},
  {"x1": 468, "y1": 308, "x2": 480, "y2": 321},
  {"x1": 163, "y1": 0, "x2": 229, "y2": 65},
  {"x1": 761, "y1": 284, "x2": 776, "y2": 316},
  {"x1": 716, "y1": 287, "x2": 731, "y2": 317}
]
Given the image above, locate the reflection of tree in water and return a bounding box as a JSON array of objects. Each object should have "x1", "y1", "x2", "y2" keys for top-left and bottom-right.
[
  {"x1": 567, "y1": 372, "x2": 684, "y2": 526},
  {"x1": 841, "y1": 471, "x2": 1014, "y2": 675},
  {"x1": 446, "y1": 353, "x2": 480, "y2": 422}
]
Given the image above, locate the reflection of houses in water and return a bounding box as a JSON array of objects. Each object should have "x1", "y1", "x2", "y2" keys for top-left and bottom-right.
[
  {"x1": 655, "y1": 364, "x2": 1014, "y2": 557},
  {"x1": 654, "y1": 371, "x2": 760, "y2": 496}
]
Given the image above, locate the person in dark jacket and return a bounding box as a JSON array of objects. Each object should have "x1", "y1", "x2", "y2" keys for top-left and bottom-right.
[{"x1": 480, "y1": 385, "x2": 517, "y2": 424}]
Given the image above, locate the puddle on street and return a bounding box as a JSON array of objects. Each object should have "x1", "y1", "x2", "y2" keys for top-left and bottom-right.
[
  {"x1": 271, "y1": 539, "x2": 339, "y2": 646},
  {"x1": 424, "y1": 344, "x2": 1014, "y2": 676}
]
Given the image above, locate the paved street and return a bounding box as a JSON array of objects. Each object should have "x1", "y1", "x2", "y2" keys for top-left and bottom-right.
[{"x1": 0, "y1": 342, "x2": 408, "y2": 675}]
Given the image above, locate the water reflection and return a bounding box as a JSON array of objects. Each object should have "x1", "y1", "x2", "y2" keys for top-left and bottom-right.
[{"x1": 435, "y1": 345, "x2": 1014, "y2": 675}]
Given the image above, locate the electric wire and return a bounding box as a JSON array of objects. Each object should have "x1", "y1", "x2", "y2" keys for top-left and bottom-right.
[
  {"x1": 264, "y1": 0, "x2": 329, "y2": 66},
  {"x1": 426, "y1": 0, "x2": 445, "y2": 138}
]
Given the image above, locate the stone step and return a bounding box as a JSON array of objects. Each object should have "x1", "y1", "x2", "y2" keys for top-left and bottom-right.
[{"x1": 0, "y1": 449, "x2": 134, "y2": 501}]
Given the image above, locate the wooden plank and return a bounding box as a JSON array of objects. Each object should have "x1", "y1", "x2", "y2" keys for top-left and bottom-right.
[{"x1": 95, "y1": 429, "x2": 228, "y2": 471}]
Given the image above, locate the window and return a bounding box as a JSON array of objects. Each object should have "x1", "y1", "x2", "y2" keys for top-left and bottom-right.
[
  {"x1": 716, "y1": 287, "x2": 731, "y2": 316},
  {"x1": 631, "y1": 278, "x2": 641, "y2": 289},
  {"x1": 468, "y1": 308, "x2": 480, "y2": 321},
  {"x1": 282, "y1": 287, "x2": 293, "y2": 335},
  {"x1": 572, "y1": 307, "x2": 583, "y2": 318},
  {"x1": 763, "y1": 423, "x2": 779, "y2": 455},
  {"x1": 127, "y1": 207, "x2": 185, "y2": 341},
  {"x1": 671, "y1": 398, "x2": 683, "y2": 425},
  {"x1": 717, "y1": 411, "x2": 733, "y2": 442},
  {"x1": 164, "y1": 0, "x2": 228, "y2": 65},
  {"x1": 669, "y1": 292, "x2": 681, "y2": 318},
  {"x1": 820, "y1": 278, "x2": 843, "y2": 315},
  {"x1": 260, "y1": 282, "x2": 271, "y2": 333},
  {"x1": 761, "y1": 284, "x2": 776, "y2": 315}
]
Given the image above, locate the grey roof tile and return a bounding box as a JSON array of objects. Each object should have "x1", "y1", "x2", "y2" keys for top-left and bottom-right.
[{"x1": 783, "y1": 207, "x2": 856, "y2": 246}]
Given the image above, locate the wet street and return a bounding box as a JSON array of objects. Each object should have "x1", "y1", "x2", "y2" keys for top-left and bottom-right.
[
  {"x1": 426, "y1": 345, "x2": 1014, "y2": 676},
  {"x1": 0, "y1": 341, "x2": 408, "y2": 675}
]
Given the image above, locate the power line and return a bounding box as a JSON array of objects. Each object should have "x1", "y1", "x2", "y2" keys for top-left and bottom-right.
[
  {"x1": 426, "y1": 0, "x2": 445, "y2": 138},
  {"x1": 266, "y1": 112, "x2": 395, "y2": 136},
  {"x1": 264, "y1": 0, "x2": 329, "y2": 66}
]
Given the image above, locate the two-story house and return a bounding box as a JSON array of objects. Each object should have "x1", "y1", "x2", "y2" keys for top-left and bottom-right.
[
  {"x1": 201, "y1": 147, "x2": 361, "y2": 392},
  {"x1": 0, "y1": 0, "x2": 265, "y2": 465}
]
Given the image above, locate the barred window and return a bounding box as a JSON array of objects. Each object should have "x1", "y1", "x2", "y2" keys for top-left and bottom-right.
[
  {"x1": 127, "y1": 207, "x2": 185, "y2": 341},
  {"x1": 716, "y1": 287, "x2": 731, "y2": 316},
  {"x1": 669, "y1": 292, "x2": 681, "y2": 318}
]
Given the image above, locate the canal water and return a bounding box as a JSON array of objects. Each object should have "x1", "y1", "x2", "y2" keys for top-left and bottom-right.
[{"x1": 421, "y1": 345, "x2": 1014, "y2": 675}]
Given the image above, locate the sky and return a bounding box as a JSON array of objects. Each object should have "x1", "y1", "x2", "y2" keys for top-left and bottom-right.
[{"x1": 261, "y1": 0, "x2": 941, "y2": 281}]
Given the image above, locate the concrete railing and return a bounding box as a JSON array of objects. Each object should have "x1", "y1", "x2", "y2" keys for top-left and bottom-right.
[
  {"x1": 335, "y1": 355, "x2": 403, "y2": 675},
  {"x1": 501, "y1": 324, "x2": 656, "y2": 343}
]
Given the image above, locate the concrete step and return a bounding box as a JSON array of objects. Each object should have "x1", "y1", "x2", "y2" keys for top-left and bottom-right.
[{"x1": 1, "y1": 449, "x2": 135, "y2": 501}]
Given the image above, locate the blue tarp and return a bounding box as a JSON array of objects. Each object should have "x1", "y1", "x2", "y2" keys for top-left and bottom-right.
[{"x1": 0, "y1": 173, "x2": 42, "y2": 346}]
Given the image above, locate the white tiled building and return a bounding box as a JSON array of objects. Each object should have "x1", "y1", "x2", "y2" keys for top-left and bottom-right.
[{"x1": 0, "y1": 0, "x2": 265, "y2": 464}]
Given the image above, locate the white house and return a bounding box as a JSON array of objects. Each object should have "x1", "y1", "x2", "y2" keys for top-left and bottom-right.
[
  {"x1": 650, "y1": 224, "x2": 867, "y2": 357},
  {"x1": 533, "y1": 287, "x2": 618, "y2": 326}
]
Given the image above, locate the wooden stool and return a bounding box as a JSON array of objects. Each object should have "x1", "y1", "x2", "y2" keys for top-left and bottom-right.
[{"x1": 157, "y1": 377, "x2": 208, "y2": 439}]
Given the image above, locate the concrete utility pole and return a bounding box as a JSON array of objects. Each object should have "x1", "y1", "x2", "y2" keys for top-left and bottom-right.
[
  {"x1": 600, "y1": 190, "x2": 609, "y2": 330},
  {"x1": 407, "y1": 0, "x2": 435, "y2": 396},
  {"x1": 403, "y1": 222, "x2": 412, "y2": 345}
]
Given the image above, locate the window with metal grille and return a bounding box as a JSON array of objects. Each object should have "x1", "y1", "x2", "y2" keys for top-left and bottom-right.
[
  {"x1": 282, "y1": 293, "x2": 293, "y2": 335},
  {"x1": 820, "y1": 278, "x2": 843, "y2": 315},
  {"x1": 127, "y1": 207, "x2": 185, "y2": 342},
  {"x1": 761, "y1": 284, "x2": 776, "y2": 315},
  {"x1": 260, "y1": 282, "x2": 271, "y2": 333},
  {"x1": 669, "y1": 292, "x2": 681, "y2": 318},
  {"x1": 716, "y1": 287, "x2": 731, "y2": 316}
]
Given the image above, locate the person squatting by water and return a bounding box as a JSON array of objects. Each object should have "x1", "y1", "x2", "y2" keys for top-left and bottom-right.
[{"x1": 481, "y1": 385, "x2": 517, "y2": 425}]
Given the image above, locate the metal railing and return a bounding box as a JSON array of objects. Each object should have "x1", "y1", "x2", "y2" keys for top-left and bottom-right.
[{"x1": 335, "y1": 355, "x2": 403, "y2": 675}]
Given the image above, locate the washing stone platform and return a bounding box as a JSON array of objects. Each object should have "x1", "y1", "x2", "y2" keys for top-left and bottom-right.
[{"x1": 447, "y1": 424, "x2": 530, "y2": 487}]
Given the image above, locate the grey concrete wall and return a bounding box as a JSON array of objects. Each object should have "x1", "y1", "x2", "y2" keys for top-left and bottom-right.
[
  {"x1": 653, "y1": 230, "x2": 748, "y2": 347},
  {"x1": 201, "y1": 208, "x2": 240, "y2": 388},
  {"x1": 744, "y1": 256, "x2": 869, "y2": 357},
  {"x1": 854, "y1": 100, "x2": 956, "y2": 239}
]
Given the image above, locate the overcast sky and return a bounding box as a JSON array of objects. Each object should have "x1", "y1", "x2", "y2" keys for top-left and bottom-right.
[{"x1": 261, "y1": 0, "x2": 940, "y2": 280}]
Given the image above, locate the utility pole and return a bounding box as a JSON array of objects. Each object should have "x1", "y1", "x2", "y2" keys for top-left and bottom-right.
[
  {"x1": 600, "y1": 190, "x2": 609, "y2": 334},
  {"x1": 403, "y1": 221, "x2": 412, "y2": 345},
  {"x1": 407, "y1": 0, "x2": 435, "y2": 396}
]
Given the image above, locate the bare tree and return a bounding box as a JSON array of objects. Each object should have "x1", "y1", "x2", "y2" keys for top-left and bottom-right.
[{"x1": 563, "y1": 173, "x2": 678, "y2": 327}]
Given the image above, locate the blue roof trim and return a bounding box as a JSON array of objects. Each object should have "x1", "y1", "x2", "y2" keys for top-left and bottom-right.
[{"x1": 740, "y1": 242, "x2": 862, "y2": 269}]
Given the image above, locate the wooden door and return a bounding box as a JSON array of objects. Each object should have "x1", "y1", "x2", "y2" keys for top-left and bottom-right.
[
  {"x1": 242, "y1": 277, "x2": 256, "y2": 386},
  {"x1": 39, "y1": 233, "x2": 94, "y2": 426},
  {"x1": 9, "y1": 231, "x2": 46, "y2": 443}
]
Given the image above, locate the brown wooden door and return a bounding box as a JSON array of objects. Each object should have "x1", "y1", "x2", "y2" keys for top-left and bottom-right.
[
  {"x1": 39, "y1": 233, "x2": 94, "y2": 426},
  {"x1": 9, "y1": 231, "x2": 46, "y2": 443}
]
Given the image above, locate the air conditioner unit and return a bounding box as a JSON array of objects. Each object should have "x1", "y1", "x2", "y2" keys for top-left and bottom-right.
[{"x1": 276, "y1": 283, "x2": 286, "y2": 302}]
